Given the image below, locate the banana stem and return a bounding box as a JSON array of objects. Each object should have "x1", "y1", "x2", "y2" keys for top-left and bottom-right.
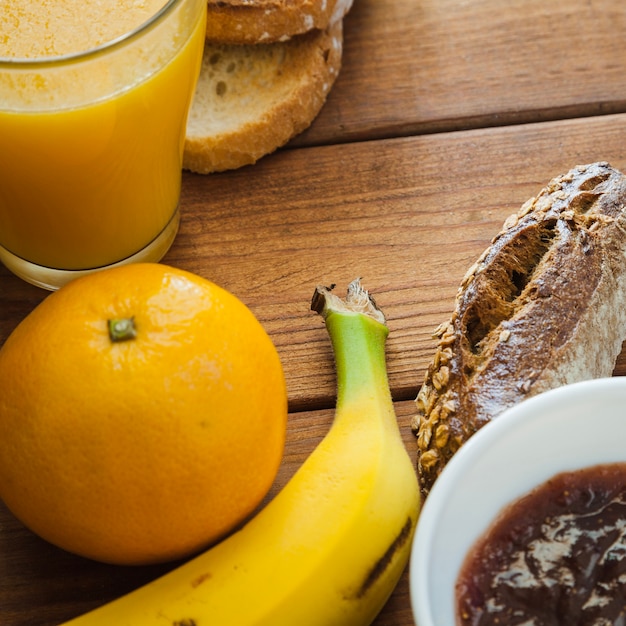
[{"x1": 311, "y1": 280, "x2": 392, "y2": 413}]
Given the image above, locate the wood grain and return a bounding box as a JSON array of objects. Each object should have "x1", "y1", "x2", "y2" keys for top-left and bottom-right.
[
  {"x1": 2, "y1": 0, "x2": 626, "y2": 623},
  {"x1": 3, "y1": 115, "x2": 626, "y2": 623},
  {"x1": 4, "y1": 115, "x2": 626, "y2": 410},
  {"x1": 297, "y1": 0, "x2": 626, "y2": 145},
  {"x1": 135, "y1": 114, "x2": 626, "y2": 407}
]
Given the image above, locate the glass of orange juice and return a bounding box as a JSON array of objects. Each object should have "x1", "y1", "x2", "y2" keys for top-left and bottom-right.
[{"x1": 0, "y1": 0, "x2": 207, "y2": 290}]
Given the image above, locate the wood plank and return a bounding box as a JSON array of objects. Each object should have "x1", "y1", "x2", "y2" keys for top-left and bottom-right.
[
  {"x1": 164, "y1": 112, "x2": 626, "y2": 406},
  {"x1": 3, "y1": 113, "x2": 626, "y2": 410},
  {"x1": 296, "y1": 0, "x2": 626, "y2": 145},
  {"x1": 0, "y1": 400, "x2": 419, "y2": 626}
]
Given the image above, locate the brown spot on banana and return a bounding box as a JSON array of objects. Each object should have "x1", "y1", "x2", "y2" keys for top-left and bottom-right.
[
  {"x1": 190, "y1": 572, "x2": 212, "y2": 588},
  {"x1": 353, "y1": 516, "x2": 414, "y2": 599}
]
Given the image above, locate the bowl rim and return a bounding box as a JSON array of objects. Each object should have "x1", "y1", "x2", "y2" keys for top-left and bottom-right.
[{"x1": 409, "y1": 376, "x2": 626, "y2": 626}]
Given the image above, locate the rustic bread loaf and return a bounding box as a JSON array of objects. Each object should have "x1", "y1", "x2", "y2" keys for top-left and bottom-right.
[
  {"x1": 412, "y1": 162, "x2": 626, "y2": 498},
  {"x1": 184, "y1": 21, "x2": 343, "y2": 174},
  {"x1": 206, "y1": 0, "x2": 354, "y2": 44}
]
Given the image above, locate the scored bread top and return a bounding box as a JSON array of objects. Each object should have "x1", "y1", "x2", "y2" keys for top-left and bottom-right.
[
  {"x1": 206, "y1": 0, "x2": 354, "y2": 44},
  {"x1": 412, "y1": 162, "x2": 626, "y2": 498},
  {"x1": 184, "y1": 21, "x2": 343, "y2": 174}
]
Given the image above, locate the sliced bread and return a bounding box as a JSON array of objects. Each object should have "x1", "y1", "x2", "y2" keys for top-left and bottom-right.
[
  {"x1": 183, "y1": 20, "x2": 343, "y2": 174},
  {"x1": 206, "y1": 0, "x2": 353, "y2": 44}
]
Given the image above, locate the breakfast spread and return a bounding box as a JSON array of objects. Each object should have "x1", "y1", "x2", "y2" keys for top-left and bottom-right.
[
  {"x1": 2, "y1": 0, "x2": 626, "y2": 623},
  {"x1": 412, "y1": 162, "x2": 626, "y2": 499},
  {"x1": 456, "y1": 462, "x2": 626, "y2": 625}
]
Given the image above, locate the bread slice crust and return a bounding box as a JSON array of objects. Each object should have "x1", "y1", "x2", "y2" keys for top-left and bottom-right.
[
  {"x1": 206, "y1": 0, "x2": 353, "y2": 44},
  {"x1": 184, "y1": 21, "x2": 343, "y2": 174},
  {"x1": 412, "y1": 162, "x2": 626, "y2": 498}
]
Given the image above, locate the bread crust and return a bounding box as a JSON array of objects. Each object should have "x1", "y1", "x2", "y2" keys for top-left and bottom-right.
[
  {"x1": 184, "y1": 21, "x2": 343, "y2": 174},
  {"x1": 206, "y1": 0, "x2": 354, "y2": 44},
  {"x1": 412, "y1": 162, "x2": 626, "y2": 498}
]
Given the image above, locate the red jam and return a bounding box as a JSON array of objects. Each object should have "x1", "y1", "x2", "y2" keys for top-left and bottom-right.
[{"x1": 456, "y1": 463, "x2": 626, "y2": 625}]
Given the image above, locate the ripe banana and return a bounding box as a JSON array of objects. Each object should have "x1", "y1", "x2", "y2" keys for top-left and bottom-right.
[{"x1": 62, "y1": 279, "x2": 421, "y2": 626}]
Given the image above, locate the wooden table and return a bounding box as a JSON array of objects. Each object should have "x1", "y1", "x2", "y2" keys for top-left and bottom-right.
[{"x1": 2, "y1": 0, "x2": 626, "y2": 623}]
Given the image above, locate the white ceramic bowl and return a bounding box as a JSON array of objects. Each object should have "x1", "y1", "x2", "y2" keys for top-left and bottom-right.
[{"x1": 409, "y1": 376, "x2": 626, "y2": 626}]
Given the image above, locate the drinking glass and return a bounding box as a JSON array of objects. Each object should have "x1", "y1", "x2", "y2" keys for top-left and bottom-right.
[{"x1": 0, "y1": 0, "x2": 207, "y2": 289}]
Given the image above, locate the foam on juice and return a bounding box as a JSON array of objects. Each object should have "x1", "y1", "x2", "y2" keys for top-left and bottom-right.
[{"x1": 0, "y1": 0, "x2": 168, "y2": 58}]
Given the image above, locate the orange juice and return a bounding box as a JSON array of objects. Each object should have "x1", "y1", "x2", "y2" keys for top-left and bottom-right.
[{"x1": 0, "y1": 0, "x2": 206, "y2": 285}]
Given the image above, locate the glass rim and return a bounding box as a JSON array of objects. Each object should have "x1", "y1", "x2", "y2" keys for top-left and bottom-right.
[{"x1": 0, "y1": 0, "x2": 184, "y2": 68}]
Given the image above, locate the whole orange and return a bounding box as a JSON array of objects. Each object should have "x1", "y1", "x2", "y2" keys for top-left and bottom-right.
[{"x1": 0, "y1": 263, "x2": 287, "y2": 565}]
